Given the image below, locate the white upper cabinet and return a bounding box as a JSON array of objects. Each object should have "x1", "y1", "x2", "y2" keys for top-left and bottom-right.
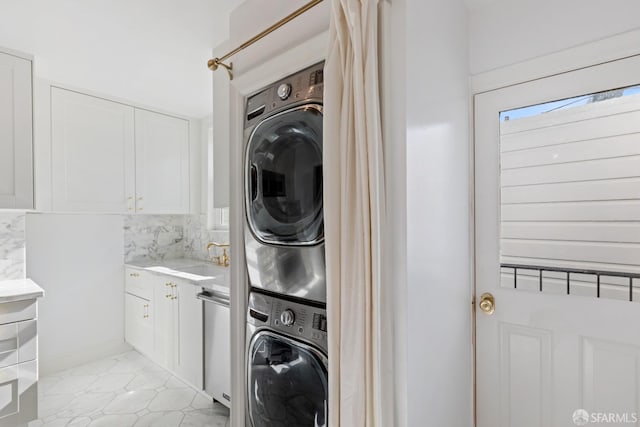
[
  {"x1": 0, "y1": 51, "x2": 33, "y2": 209},
  {"x1": 51, "y1": 88, "x2": 135, "y2": 212},
  {"x1": 50, "y1": 87, "x2": 190, "y2": 213},
  {"x1": 135, "y1": 109, "x2": 189, "y2": 214}
]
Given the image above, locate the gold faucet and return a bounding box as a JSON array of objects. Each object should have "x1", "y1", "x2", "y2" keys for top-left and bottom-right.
[{"x1": 206, "y1": 242, "x2": 230, "y2": 267}]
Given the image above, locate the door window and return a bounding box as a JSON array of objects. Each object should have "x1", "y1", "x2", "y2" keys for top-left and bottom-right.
[
  {"x1": 246, "y1": 105, "x2": 323, "y2": 245},
  {"x1": 498, "y1": 84, "x2": 640, "y2": 301},
  {"x1": 248, "y1": 332, "x2": 328, "y2": 427}
]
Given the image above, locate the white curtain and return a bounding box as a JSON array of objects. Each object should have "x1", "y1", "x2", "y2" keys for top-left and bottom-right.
[{"x1": 323, "y1": 0, "x2": 386, "y2": 425}]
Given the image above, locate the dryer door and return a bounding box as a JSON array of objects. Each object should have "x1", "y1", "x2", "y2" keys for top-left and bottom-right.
[
  {"x1": 248, "y1": 331, "x2": 328, "y2": 427},
  {"x1": 246, "y1": 104, "x2": 323, "y2": 246}
]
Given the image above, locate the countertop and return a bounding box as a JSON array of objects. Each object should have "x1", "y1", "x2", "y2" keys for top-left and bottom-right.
[
  {"x1": 125, "y1": 258, "x2": 230, "y2": 296},
  {"x1": 0, "y1": 278, "x2": 45, "y2": 303}
]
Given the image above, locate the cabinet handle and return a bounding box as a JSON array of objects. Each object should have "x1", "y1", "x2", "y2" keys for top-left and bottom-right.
[
  {"x1": 138, "y1": 197, "x2": 144, "y2": 201},
  {"x1": 143, "y1": 304, "x2": 149, "y2": 318},
  {"x1": 166, "y1": 282, "x2": 172, "y2": 298},
  {"x1": 130, "y1": 272, "x2": 140, "y2": 277}
]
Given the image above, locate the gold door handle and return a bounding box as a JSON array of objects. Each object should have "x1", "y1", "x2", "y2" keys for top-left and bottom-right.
[
  {"x1": 129, "y1": 272, "x2": 140, "y2": 277},
  {"x1": 479, "y1": 293, "x2": 495, "y2": 315},
  {"x1": 143, "y1": 304, "x2": 149, "y2": 318}
]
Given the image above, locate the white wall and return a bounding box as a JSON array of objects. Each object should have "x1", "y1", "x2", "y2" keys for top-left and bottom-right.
[
  {"x1": 0, "y1": 0, "x2": 242, "y2": 117},
  {"x1": 468, "y1": 0, "x2": 640, "y2": 75},
  {"x1": 26, "y1": 213, "x2": 128, "y2": 374},
  {"x1": 405, "y1": 0, "x2": 473, "y2": 426}
]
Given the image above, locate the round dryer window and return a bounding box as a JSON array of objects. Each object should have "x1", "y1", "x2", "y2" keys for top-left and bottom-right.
[
  {"x1": 248, "y1": 331, "x2": 328, "y2": 427},
  {"x1": 246, "y1": 104, "x2": 323, "y2": 246}
]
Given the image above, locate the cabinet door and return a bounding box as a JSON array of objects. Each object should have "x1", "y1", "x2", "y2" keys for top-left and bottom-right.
[
  {"x1": 0, "y1": 52, "x2": 33, "y2": 209},
  {"x1": 152, "y1": 280, "x2": 175, "y2": 369},
  {"x1": 124, "y1": 293, "x2": 152, "y2": 356},
  {"x1": 174, "y1": 281, "x2": 203, "y2": 389},
  {"x1": 134, "y1": 109, "x2": 189, "y2": 214},
  {"x1": 51, "y1": 88, "x2": 135, "y2": 212}
]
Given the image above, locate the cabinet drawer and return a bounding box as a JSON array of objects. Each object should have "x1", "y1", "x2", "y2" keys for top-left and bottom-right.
[
  {"x1": 125, "y1": 268, "x2": 152, "y2": 300},
  {"x1": 0, "y1": 320, "x2": 37, "y2": 369},
  {"x1": 0, "y1": 359, "x2": 37, "y2": 424},
  {"x1": 0, "y1": 300, "x2": 36, "y2": 325}
]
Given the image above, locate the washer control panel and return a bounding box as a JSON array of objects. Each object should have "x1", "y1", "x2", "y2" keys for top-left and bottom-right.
[{"x1": 248, "y1": 292, "x2": 327, "y2": 351}]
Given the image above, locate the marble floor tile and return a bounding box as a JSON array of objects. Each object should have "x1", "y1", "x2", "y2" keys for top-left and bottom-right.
[
  {"x1": 103, "y1": 390, "x2": 157, "y2": 414},
  {"x1": 30, "y1": 350, "x2": 230, "y2": 426},
  {"x1": 126, "y1": 370, "x2": 172, "y2": 391},
  {"x1": 147, "y1": 388, "x2": 196, "y2": 412},
  {"x1": 87, "y1": 373, "x2": 136, "y2": 393},
  {"x1": 135, "y1": 411, "x2": 185, "y2": 427},
  {"x1": 87, "y1": 414, "x2": 138, "y2": 426},
  {"x1": 58, "y1": 392, "x2": 116, "y2": 418},
  {"x1": 47, "y1": 375, "x2": 99, "y2": 395}
]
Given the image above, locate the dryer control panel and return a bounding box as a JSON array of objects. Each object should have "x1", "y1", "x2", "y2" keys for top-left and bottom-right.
[
  {"x1": 248, "y1": 292, "x2": 328, "y2": 352},
  {"x1": 244, "y1": 61, "x2": 324, "y2": 129}
]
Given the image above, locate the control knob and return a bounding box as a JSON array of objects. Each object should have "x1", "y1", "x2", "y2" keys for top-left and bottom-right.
[
  {"x1": 280, "y1": 309, "x2": 295, "y2": 326},
  {"x1": 277, "y1": 83, "x2": 292, "y2": 100}
]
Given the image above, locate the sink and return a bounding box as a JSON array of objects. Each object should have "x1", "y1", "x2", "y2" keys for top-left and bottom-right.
[
  {"x1": 180, "y1": 264, "x2": 229, "y2": 280},
  {"x1": 144, "y1": 262, "x2": 230, "y2": 287}
]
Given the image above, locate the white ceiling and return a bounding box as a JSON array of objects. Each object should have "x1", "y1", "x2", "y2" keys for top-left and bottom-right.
[{"x1": 0, "y1": 0, "x2": 244, "y2": 118}]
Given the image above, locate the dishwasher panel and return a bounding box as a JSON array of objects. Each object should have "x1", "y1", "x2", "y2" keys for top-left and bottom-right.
[{"x1": 198, "y1": 290, "x2": 231, "y2": 408}]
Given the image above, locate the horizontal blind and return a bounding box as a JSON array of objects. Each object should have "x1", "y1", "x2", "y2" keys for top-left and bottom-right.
[{"x1": 499, "y1": 93, "x2": 640, "y2": 284}]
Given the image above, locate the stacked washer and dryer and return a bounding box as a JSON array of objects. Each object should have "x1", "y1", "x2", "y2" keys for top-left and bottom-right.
[{"x1": 243, "y1": 62, "x2": 328, "y2": 427}]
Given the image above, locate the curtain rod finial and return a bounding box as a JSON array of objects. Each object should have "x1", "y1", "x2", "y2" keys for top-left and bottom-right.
[{"x1": 207, "y1": 58, "x2": 234, "y2": 80}]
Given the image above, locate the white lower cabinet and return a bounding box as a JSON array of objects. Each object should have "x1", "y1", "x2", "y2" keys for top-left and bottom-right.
[
  {"x1": 174, "y1": 281, "x2": 203, "y2": 389},
  {"x1": 124, "y1": 293, "x2": 153, "y2": 357},
  {"x1": 0, "y1": 296, "x2": 41, "y2": 426},
  {"x1": 125, "y1": 268, "x2": 203, "y2": 390}
]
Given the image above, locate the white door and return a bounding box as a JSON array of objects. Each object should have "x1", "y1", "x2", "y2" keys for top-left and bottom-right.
[
  {"x1": 0, "y1": 52, "x2": 33, "y2": 209},
  {"x1": 51, "y1": 88, "x2": 135, "y2": 212},
  {"x1": 475, "y1": 55, "x2": 640, "y2": 427},
  {"x1": 134, "y1": 109, "x2": 189, "y2": 214}
]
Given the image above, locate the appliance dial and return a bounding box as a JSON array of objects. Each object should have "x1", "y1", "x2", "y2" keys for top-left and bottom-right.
[
  {"x1": 280, "y1": 309, "x2": 295, "y2": 326},
  {"x1": 277, "y1": 83, "x2": 292, "y2": 100}
]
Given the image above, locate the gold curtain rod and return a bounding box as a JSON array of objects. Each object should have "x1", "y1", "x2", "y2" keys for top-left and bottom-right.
[{"x1": 207, "y1": 0, "x2": 324, "y2": 80}]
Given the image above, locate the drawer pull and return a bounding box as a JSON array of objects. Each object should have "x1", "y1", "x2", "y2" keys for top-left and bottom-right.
[{"x1": 129, "y1": 272, "x2": 140, "y2": 278}]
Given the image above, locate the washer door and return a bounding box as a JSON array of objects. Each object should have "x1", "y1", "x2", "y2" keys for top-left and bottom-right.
[
  {"x1": 246, "y1": 104, "x2": 323, "y2": 246},
  {"x1": 248, "y1": 331, "x2": 328, "y2": 427}
]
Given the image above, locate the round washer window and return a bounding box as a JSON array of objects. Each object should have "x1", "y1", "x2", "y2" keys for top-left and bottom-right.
[{"x1": 248, "y1": 332, "x2": 328, "y2": 427}]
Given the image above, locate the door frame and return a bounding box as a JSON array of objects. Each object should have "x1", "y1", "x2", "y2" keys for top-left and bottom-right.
[{"x1": 470, "y1": 30, "x2": 640, "y2": 426}]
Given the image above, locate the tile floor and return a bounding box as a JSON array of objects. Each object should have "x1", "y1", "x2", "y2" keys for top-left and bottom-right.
[{"x1": 29, "y1": 351, "x2": 230, "y2": 427}]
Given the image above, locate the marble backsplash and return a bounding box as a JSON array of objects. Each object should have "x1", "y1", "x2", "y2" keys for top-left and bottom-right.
[
  {"x1": 124, "y1": 214, "x2": 230, "y2": 263},
  {"x1": 0, "y1": 212, "x2": 26, "y2": 280},
  {"x1": 124, "y1": 215, "x2": 184, "y2": 263},
  {"x1": 183, "y1": 215, "x2": 230, "y2": 261}
]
